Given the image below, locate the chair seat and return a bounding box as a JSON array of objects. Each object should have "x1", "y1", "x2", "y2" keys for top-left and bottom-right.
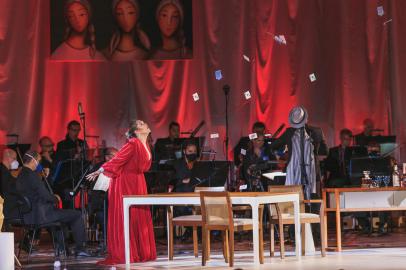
[
  {"x1": 173, "y1": 215, "x2": 202, "y2": 222},
  {"x1": 271, "y1": 213, "x2": 320, "y2": 220}
]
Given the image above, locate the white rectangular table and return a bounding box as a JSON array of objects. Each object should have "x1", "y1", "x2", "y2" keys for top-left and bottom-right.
[
  {"x1": 323, "y1": 187, "x2": 406, "y2": 251},
  {"x1": 123, "y1": 192, "x2": 301, "y2": 267}
]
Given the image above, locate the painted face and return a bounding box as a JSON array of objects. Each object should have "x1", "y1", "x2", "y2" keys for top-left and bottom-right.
[
  {"x1": 158, "y1": 3, "x2": 181, "y2": 38},
  {"x1": 115, "y1": 0, "x2": 138, "y2": 33},
  {"x1": 66, "y1": 2, "x2": 89, "y2": 33}
]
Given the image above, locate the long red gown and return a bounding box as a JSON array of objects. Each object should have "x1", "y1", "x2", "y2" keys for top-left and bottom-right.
[{"x1": 98, "y1": 138, "x2": 156, "y2": 265}]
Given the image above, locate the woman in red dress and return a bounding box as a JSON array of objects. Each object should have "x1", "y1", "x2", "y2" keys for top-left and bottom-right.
[{"x1": 87, "y1": 120, "x2": 156, "y2": 264}]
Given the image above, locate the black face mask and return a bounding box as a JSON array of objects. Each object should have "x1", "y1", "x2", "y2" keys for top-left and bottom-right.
[{"x1": 185, "y1": 153, "x2": 198, "y2": 162}]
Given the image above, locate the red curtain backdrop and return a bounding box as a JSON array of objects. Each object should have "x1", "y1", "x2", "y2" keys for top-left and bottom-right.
[{"x1": 0, "y1": 0, "x2": 405, "y2": 160}]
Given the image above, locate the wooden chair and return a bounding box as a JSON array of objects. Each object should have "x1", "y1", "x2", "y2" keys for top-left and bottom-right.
[
  {"x1": 200, "y1": 191, "x2": 264, "y2": 267},
  {"x1": 267, "y1": 185, "x2": 326, "y2": 259},
  {"x1": 167, "y1": 186, "x2": 225, "y2": 260}
]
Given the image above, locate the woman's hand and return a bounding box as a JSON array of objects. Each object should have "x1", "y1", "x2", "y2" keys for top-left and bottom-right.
[{"x1": 86, "y1": 170, "x2": 101, "y2": 181}]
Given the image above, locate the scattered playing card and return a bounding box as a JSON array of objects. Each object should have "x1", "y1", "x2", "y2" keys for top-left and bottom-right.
[
  {"x1": 240, "y1": 149, "x2": 247, "y2": 155},
  {"x1": 244, "y1": 91, "x2": 251, "y2": 100},
  {"x1": 239, "y1": 184, "x2": 248, "y2": 191},
  {"x1": 210, "y1": 133, "x2": 219, "y2": 139},
  {"x1": 192, "y1": 92, "x2": 200, "y2": 101},
  {"x1": 377, "y1": 6, "x2": 384, "y2": 16},
  {"x1": 309, "y1": 73, "x2": 317, "y2": 82},
  {"x1": 274, "y1": 35, "x2": 287, "y2": 45},
  {"x1": 264, "y1": 133, "x2": 272, "y2": 137},
  {"x1": 243, "y1": 55, "x2": 250, "y2": 62},
  {"x1": 215, "y1": 70, "x2": 223, "y2": 80},
  {"x1": 278, "y1": 35, "x2": 287, "y2": 44},
  {"x1": 248, "y1": 133, "x2": 258, "y2": 140}
]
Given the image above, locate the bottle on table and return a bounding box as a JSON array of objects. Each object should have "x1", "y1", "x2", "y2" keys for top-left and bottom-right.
[{"x1": 392, "y1": 164, "x2": 400, "y2": 187}]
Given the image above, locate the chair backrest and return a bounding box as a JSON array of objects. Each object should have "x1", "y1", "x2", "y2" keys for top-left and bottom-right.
[
  {"x1": 195, "y1": 186, "x2": 225, "y2": 192},
  {"x1": 200, "y1": 191, "x2": 233, "y2": 228},
  {"x1": 10, "y1": 192, "x2": 32, "y2": 217},
  {"x1": 268, "y1": 185, "x2": 304, "y2": 214}
]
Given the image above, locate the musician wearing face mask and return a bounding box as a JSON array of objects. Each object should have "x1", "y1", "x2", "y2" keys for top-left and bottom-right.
[
  {"x1": 16, "y1": 150, "x2": 91, "y2": 257},
  {"x1": 1, "y1": 149, "x2": 20, "y2": 220},
  {"x1": 171, "y1": 141, "x2": 199, "y2": 193}
]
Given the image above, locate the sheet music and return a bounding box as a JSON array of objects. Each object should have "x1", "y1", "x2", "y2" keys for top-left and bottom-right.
[
  {"x1": 262, "y1": 171, "x2": 286, "y2": 181},
  {"x1": 93, "y1": 173, "x2": 111, "y2": 192}
]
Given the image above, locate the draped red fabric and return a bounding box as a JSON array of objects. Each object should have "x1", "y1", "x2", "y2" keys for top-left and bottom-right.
[{"x1": 0, "y1": 0, "x2": 405, "y2": 160}]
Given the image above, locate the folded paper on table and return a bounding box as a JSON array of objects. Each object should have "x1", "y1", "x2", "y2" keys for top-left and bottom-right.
[{"x1": 93, "y1": 173, "x2": 111, "y2": 192}]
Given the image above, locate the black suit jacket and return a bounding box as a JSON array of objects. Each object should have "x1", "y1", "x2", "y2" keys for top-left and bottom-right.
[
  {"x1": 16, "y1": 167, "x2": 59, "y2": 225},
  {"x1": 325, "y1": 146, "x2": 352, "y2": 187},
  {"x1": 1, "y1": 163, "x2": 19, "y2": 219},
  {"x1": 269, "y1": 125, "x2": 328, "y2": 182}
]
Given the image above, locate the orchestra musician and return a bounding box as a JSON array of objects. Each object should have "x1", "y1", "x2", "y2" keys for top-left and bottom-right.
[
  {"x1": 56, "y1": 120, "x2": 87, "y2": 161},
  {"x1": 39, "y1": 136, "x2": 56, "y2": 172},
  {"x1": 154, "y1": 121, "x2": 181, "y2": 161},
  {"x1": 55, "y1": 120, "x2": 88, "y2": 207},
  {"x1": 354, "y1": 118, "x2": 376, "y2": 146},
  {"x1": 324, "y1": 129, "x2": 353, "y2": 188},
  {"x1": 1, "y1": 149, "x2": 19, "y2": 220},
  {"x1": 16, "y1": 150, "x2": 91, "y2": 257},
  {"x1": 234, "y1": 121, "x2": 267, "y2": 167},
  {"x1": 241, "y1": 134, "x2": 276, "y2": 191},
  {"x1": 169, "y1": 140, "x2": 199, "y2": 240},
  {"x1": 170, "y1": 140, "x2": 199, "y2": 193}
]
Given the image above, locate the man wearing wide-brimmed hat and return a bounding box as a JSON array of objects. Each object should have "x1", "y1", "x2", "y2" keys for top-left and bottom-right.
[{"x1": 270, "y1": 106, "x2": 328, "y2": 199}]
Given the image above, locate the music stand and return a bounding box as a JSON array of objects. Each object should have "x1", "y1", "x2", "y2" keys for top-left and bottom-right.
[{"x1": 191, "y1": 160, "x2": 230, "y2": 187}]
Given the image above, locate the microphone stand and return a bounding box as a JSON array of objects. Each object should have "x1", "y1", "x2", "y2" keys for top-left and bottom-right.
[
  {"x1": 79, "y1": 107, "x2": 90, "y2": 233},
  {"x1": 223, "y1": 85, "x2": 231, "y2": 190}
]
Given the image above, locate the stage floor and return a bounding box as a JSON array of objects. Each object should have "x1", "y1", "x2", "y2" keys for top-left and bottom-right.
[
  {"x1": 22, "y1": 247, "x2": 406, "y2": 270},
  {"x1": 21, "y1": 230, "x2": 406, "y2": 269}
]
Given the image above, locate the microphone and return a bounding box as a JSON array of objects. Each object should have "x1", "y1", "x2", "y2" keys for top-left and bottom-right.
[
  {"x1": 223, "y1": 85, "x2": 230, "y2": 95},
  {"x1": 78, "y1": 102, "x2": 84, "y2": 118}
]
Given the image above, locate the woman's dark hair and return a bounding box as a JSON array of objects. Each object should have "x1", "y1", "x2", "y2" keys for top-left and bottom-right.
[
  {"x1": 126, "y1": 119, "x2": 144, "y2": 139},
  {"x1": 23, "y1": 150, "x2": 40, "y2": 165}
]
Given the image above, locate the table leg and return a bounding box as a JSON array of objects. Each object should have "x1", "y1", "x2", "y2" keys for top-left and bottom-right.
[
  {"x1": 124, "y1": 200, "x2": 130, "y2": 266},
  {"x1": 167, "y1": 206, "x2": 172, "y2": 260},
  {"x1": 251, "y1": 203, "x2": 260, "y2": 265},
  {"x1": 293, "y1": 196, "x2": 302, "y2": 258}
]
